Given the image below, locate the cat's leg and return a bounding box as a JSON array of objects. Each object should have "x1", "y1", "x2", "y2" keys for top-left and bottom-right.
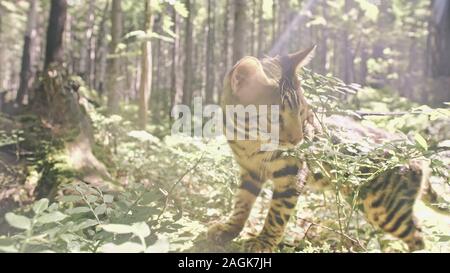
[
  {"x1": 208, "y1": 169, "x2": 263, "y2": 244},
  {"x1": 245, "y1": 159, "x2": 306, "y2": 252}
]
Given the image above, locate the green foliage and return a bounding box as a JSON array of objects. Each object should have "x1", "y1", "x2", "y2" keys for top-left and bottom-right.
[{"x1": 0, "y1": 181, "x2": 174, "y2": 253}]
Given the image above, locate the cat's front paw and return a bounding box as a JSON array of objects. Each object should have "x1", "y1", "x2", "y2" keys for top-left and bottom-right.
[
  {"x1": 244, "y1": 237, "x2": 276, "y2": 253},
  {"x1": 207, "y1": 222, "x2": 240, "y2": 244}
]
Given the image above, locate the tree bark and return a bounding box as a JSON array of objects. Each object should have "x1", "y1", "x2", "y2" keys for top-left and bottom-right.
[
  {"x1": 151, "y1": 14, "x2": 162, "y2": 123},
  {"x1": 94, "y1": 0, "x2": 110, "y2": 95},
  {"x1": 257, "y1": 0, "x2": 264, "y2": 57},
  {"x1": 342, "y1": 0, "x2": 354, "y2": 84},
  {"x1": 34, "y1": 0, "x2": 110, "y2": 198},
  {"x1": 16, "y1": 0, "x2": 38, "y2": 106},
  {"x1": 107, "y1": 0, "x2": 123, "y2": 114},
  {"x1": 182, "y1": 0, "x2": 194, "y2": 107},
  {"x1": 79, "y1": 0, "x2": 95, "y2": 86},
  {"x1": 429, "y1": 0, "x2": 450, "y2": 105},
  {"x1": 218, "y1": 0, "x2": 230, "y2": 103},
  {"x1": 205, "y1": 0, "x2": 215, "y2": 104},
  {"x1": 0, "y1": 0, "x2": 4, "y2": 93},
  {"x1": 44, "y1": 0, "x2": 67, "y2": 69},
  {"x1": 233, "y1": 0, "x2": 247, "y2": 64},
  {"x1": 171, "y1": 7, "x2": 182, "y2": 109},
  {"x1": 138, "y1": 0, "x2": 154, "y2": 129}
]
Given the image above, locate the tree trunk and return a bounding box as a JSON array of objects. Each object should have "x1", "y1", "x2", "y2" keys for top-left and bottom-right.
[
  {"x1": 250, "y1": 0, "x2": 256, "y2": 56},
  {"x1": 360, "y1": 44, "x2": 368, "y2": 86},
  {"x1": 342, "y1": 0, "x2": 354, "y2": 84},
  {"x1": 205, "y1": 0, "x2": 215, "y2": 104},
  {"x1": 0, "y1": 0, "x2": 6, "y2": 92},
  {"x1": 182, "y1": 0, "x2": 194, "y2": 107},
  {"x1": 138, "y1": 0, "x2": 154, "y2": 129},
  {"x1": 218, "y1": 0, "x2": 230, "y2": 103},
  {"x1": 44, "y1": 0, "x2": 67, "y2": 69},
  {"x1": 271, "y1": 0, "x2": 277, "y2": 47},
  {"x1": 79, "y1": 0, "x2": 95, "y2": 86},
  {"x1": 257, "y1": 0, "x2": 264, "y2": 57},
  {"x1": 94, "y1": 1, "x2": 110, "y2": 95},
  {"x1": 171, "y1": 7, "x2": 182, "y2": 108},
  {"x1": 34, "y1": 0, "x2": 110, "y2": 198},
  {"x1": 107, "y1": 0, "x2": 123, "y2": 114},
  {"x1": 431, "y1": 0, "x2": 450, "y2": 78},
  {"x1": 86, "y1": 0, "x2": 96, "y2": 88},
  {"x1": 16, "y1": 0, "x2": 38, "y2": 106},
  {"x1": 151, "y1": 14, "x2": 162, "y2": 123},
  {"x1": 429, "y1": 0, "x2": 450, "y2": 105},
  {"x1": 233, "y1": 0, "x2": 247, "y2": 64}
]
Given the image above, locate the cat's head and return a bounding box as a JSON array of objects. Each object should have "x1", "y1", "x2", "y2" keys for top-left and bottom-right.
[{"x1": 225, "y1": 46, "x2": 316, "y2": 146}]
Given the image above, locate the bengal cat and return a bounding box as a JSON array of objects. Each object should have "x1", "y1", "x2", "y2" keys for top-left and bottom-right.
[{"x1": 207, "y1": 47, "x2": 448, "y2": 252}]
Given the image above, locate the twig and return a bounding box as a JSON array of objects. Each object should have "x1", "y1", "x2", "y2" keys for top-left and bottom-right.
[
  {"x1": 297, "y1": 217, "x2": 367, "y2": 251},
  {"x1": 156, "y1": 150, "x2": 208, "y2": 220}
]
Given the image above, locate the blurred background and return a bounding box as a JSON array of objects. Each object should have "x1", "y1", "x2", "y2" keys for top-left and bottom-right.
[
  {"x1": 0, "y1": 0, "x2": 449, "y2": 253},
  {"x1": 0, "y1": 0, "x2": 449, "y2": 118}
]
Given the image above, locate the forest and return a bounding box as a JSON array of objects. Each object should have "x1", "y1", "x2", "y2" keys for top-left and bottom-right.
[{"x1": 0, "y1": 0, "x2": 449, "y2": 254}]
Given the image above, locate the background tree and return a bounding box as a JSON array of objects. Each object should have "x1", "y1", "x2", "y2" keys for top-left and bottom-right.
[
  {"x1": 138, "y1": 0, "x2": 154, "y2": 129},
  {"x1": 205, "y1": 0, "x2": 215, "y2": 104},
  {"x1": 428, "y1": 0, "x2": 450, "y2": 105},
  {"x1": 33, "y1": 0, "x2": 109, "y2": 197},
  {"x1": 182, "y1": 0, "x2": 194, "y2": 107},
  {"x1": 107, "y1": 0, "x2": 123, "y2": 114},
  {"x1": 233, "y1": 0, "x2": 247, "y2": 63},
  {"x1": 16, "y1": 0, "x2": 38, "y2": 106}
]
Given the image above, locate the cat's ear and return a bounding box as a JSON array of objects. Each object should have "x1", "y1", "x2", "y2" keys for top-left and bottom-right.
[
  {"x1": 290, "y1": 45, "x2": 317, "y2": 69},
  {"x1": 230, "y1": 57, "x2": 273, "y2": 102},
  {"x1": 281, "y1": 45, "x2": 317, "y2": 79}
]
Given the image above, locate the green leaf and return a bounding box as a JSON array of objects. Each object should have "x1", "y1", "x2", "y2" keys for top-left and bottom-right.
[
  {"x1": 145, "y1": 237, "x2": 169, "y2": 253},
  {"x1": 5, "y1": 213, "x2": 31, "y2": 230},
  {"x1": 32, "y1": 199, "x2": 49, "y2": 214},
  {"x1": 99, "y1": 242, "x2": 144, "y2": 253},
  {"x1": 0, "y1": 245, "x2": 18, "y2": 253},
  {"x1": 86, "y1": 195, "x2": 98, "y2": 203},
  {"x1": 66, "y1": 207, "x2": 91, "y2": 215},
  {"x1": 94, "y1": 204, "x2": 107, "y2": 216},
  {"x1": 132, "y1": 222, "x2": 150, "y2": 238},
  {"x1": 414, "y1": 133, "x2": 428, "y2": 151},
  {"x1": 37, "y1": 211, "x2": 67, "y2": 224},
  {"x1": 100, "y1": 224, "x2": 134, "y2": 234},
  {"x1": 103, "y1": 195, "x2": 114, "y2": 203},
  {"x1": 71, "y1": 219, "x2": 98, "y2": 232},
  {"x1": 60, "y1": 195, "x2": 82, "y2": 203}
]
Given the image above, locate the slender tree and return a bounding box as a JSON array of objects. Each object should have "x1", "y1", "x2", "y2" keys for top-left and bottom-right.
[
  {"x1": 79, "y1": 0, "x2": 95, "y2": 86},
  {"x1": 182, "y1": 0, "x2": 194, "y2": 106},
  {"x1": 94, "y1": 1, "x2": 110, "y2": 94},
  {"x1": 138, "y1": 0, "x2": 154, "y2": 129},
  {"x1": 205, "y1": 0, "x2": 215, "y2": 104},
  {"x1": 16, "y1": 0, "x2": 38, "y2": 105},
  {"x1": 428, "y1": 0, "x2": 450, "y2": 105},
  {"x1": 0, "y1": 0, "x2": 4, "y2": 92},
  {"x1": 233, "y1": 0, "x2": 247, "y2": 63},
  {"x1": 171, "y1": 6, "x2": 182, "y2": 109},
  {"x1": 257, "y1": 0, "x2": 264, "y2": 57},
  {"x1": 44, "y1": 0, "x2": 67, "y2": 69},
  {"x1": 107, "y1": 0, "x2": 123, "y2": 114}
]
